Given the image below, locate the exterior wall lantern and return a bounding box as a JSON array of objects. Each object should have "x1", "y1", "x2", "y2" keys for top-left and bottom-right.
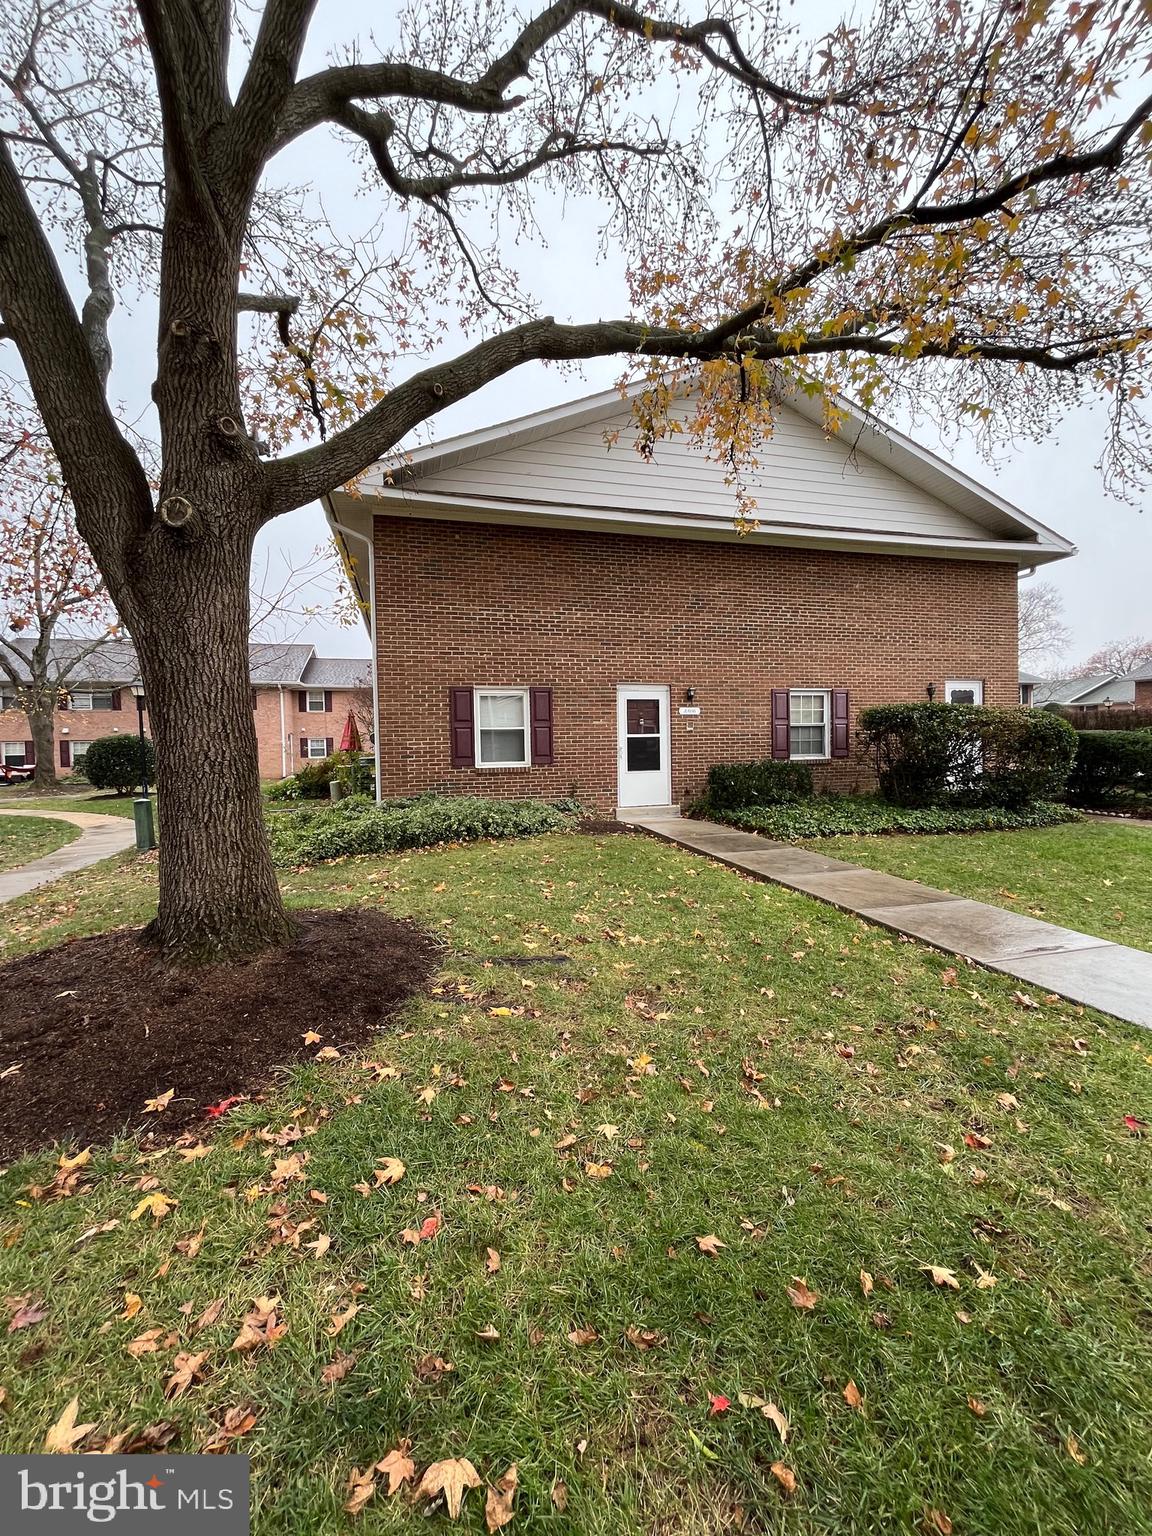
[
  {"x1": 685, "y1": 687, "x2": 696, "y2": 702},
  {"x1": 925, "y1": 683, "x2": 937, "y2": 700}
]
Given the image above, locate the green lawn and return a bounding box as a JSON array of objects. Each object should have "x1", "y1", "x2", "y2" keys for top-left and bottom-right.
[
  {"x1": 0, "y1": 787, "x2": 143, "y2": 819},
  {"x1": 0, "y1": 813, "x2": 80, "y2": 871},
  {"x1": 818, "y1": 820, "x2": 1152, "y2": 952},
  {"x1": 2, "y1": 833, "x2": 1152, "y2": 1534}
]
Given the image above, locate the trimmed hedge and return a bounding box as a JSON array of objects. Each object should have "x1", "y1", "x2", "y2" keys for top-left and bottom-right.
[
  {"x1": 706, "y1": 796, "x2": 1080, "y2": 840},
  {"x1": 79, "y1": 734, "x2": 156, "y2": 795},
  {"x1": 857, "y1": 703, "x2": 1077, "y2": 809},
  {"x1": 1066, "y1": 730, "x2": 1152, "y2": 805},
  {"x1": 267, "y1": 793, "x2": 577, "y2": 865},
  {"x1": 704, "y1": 758, "x2": 813, "y2": 811}
]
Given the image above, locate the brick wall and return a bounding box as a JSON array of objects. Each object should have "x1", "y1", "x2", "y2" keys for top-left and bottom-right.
[
  {"x1": 253, "y1": 687, "x2": 368, "y2": 780},
  {"x1": 1137, "y1": 681, "x2": 1152, "y2": 710},
  {"x1": 372, "y1": 515, "x2": 1020, "y2": 810},
  {"x1": 0, "y1": 700, "x2": 145, "y2": 771}
]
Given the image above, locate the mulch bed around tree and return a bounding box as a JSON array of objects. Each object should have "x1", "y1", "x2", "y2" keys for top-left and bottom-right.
[{"x1": 0, "y1": 909, "x2": 439, "y2": 1162}]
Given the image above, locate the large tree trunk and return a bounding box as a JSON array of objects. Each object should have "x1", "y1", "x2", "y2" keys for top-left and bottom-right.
[
  {"x1": 128, "y1": 514, "x2": 295, "y2": 963},
  {"x1": 28, "y1": 697, "x2": 57, "y2": 790}
]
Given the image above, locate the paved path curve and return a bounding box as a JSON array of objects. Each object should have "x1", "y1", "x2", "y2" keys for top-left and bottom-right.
[
  {"x1": 0, "y1": 808, "x2": 137, "y2": 904},
  {"x1": 621, "y1": 809, "x2": 1152, "y2": 1030}
]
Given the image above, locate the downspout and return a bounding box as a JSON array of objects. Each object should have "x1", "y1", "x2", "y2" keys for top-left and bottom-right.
[
  {"x1": 323, "y1": 498, "x2": 382, "y2": 804},
  {"x1": 278, "y1": 684, "x2": 287, "y2": 779}
]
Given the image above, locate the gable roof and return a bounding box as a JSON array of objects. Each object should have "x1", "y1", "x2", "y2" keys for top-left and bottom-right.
[
  {"x1": 344, "y1": 380, "x2": 1075, "y2": 569},
  {"x1": 0, "y1": 638, "x2": 368, "y2": 690},
  {"x1": 1032, "y1": 672, "x2": 1138, "y2": 706}
]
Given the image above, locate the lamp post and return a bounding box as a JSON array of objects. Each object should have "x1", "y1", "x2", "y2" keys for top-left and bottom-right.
[{"x1": 129, "y1": 683, "x2": 155, "y2": 852}]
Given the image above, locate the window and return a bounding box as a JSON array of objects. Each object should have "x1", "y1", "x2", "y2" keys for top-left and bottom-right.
[
  {"x1": 788, "y1": 690, "x2": 830, "y2": 760},
  {"x1": 304, "y1": 689, "x2": 327, "y2": 712},
  {"x1": 302, "y1": 737, "x2": 329, "y2": 759},
  {"x1": 1, "y1": 741, "x2": 27, "y2": 765},
  {"x1": 475, "y1": 689, "x2": 529, "y2": 767},
  {"x1": 70, "y1": 741, "x2": 90, "y2": 762},
  {"x1": 0, "y1": 689, "x2": 19, "y2": 711},
  {"x1": 69, "y1": 690, "x2": 117, "y2": 711},
  {"x1": 1019, "y1": 683, "x2": 1034, "y2": 707}
]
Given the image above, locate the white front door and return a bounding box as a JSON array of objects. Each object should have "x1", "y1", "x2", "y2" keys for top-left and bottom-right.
[
  {"x1": 944, "y1": 679, "x2": 984, "y2": 705},
  {"x1": 617, "y1": 686, "x2": 671, "y2": 807}
]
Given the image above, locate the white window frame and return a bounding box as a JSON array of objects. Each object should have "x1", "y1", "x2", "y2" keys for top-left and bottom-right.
[
  {"x1": 474, "y1": 687, "x2": 531, "y2": 769},
  {"x1": 788, "y1": 689, "x2": 832, "y2": 762},
  {"x1": 70, "y1": 741, "x2": 91, "y2": 762},
  {"x1": 301, "y1": 737, "x2": 329, "y2": 760},
  {"x1": 68, "y1": 689, "x2": 116, "y2": 711},
  {"x1": 304, "y1": 688, "x2": 327, "y2": 713},
  {"x1": 1, "y1": 741, "x2": 26, "y2": 764},
  {"x1": 0, "y1": 689, "x2": 19, "y2": 711}
]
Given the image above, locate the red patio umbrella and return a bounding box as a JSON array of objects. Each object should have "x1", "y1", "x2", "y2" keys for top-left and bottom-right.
[{"x1": 338, "y1": 711, "x2": 362, "y2": 753}]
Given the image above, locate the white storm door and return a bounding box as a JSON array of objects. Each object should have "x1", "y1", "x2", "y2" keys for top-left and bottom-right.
[
  {"x1": 944, "y1": 679, "x2": 984, "y2": 705},
  {"x1": 617, "y1": 686, "x2": 671, "y2": 807}
]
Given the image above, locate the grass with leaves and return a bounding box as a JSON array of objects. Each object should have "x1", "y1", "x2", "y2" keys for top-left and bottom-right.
[
  {"x1": 0, "y1": 812, "x2": 80, "y2": 871},
  {"x1": 1, "y1": 830, "x2": 1152, "y2": 1535},
  {"x1": 817, "y1": 819, "x2": 1152, "y2": 952},
  {"x1": 0, "y1": 787, "x2": 146, "y2": 819}
]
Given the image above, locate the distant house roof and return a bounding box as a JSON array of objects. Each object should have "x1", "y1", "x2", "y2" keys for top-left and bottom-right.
[
  {"x1": 1019, "y1": 671, "x2": 1046, "y2": 686},
  {"x1": 1033, "y1": 672, "x2": 1136, "y2": 706},
  {"x1": 1129, "y1": 658, "x2": 1152, "y2": 682},
  {"x1": 1, "y1": 637, "x2": 369, "y2": 689},
  {"x1": 302, "y1": 656, "x2": 372, "y2": 688}
]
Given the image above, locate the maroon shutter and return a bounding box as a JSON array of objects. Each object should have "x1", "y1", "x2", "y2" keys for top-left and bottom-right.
[
  {"x1": 325, "y1": 737, "x2": 334, "y2": 756},
  {"x1": 770, "y1": 689, "x2": 791, "y2": 760},
  {"x1": 324, "y1": 690, "x2": 333, "y2": 712},
  {"x1": 297, "y1": 690, "x2": 307, "y2": 712},
  {"x1": 449, "y1": 688, "x2": 475, "y2": 768},
  {"x1": 251, "y1": 688, "x2": 258, "y2": 711},
  {"x1": 529, "y1": 687, "x2": 554, "y2": 766},
  {"x1": 110, "y1": 689, "x2": 122, "y2": 710},
  {"x1": 24, "y1": 739, "x2": 35, "y2": 766},
  {"x1": 59, "y1": 740, "x2": 70, "y2": 768},
  {"x1": 831, "y1": 689, "x2": 850, "y2": 758}
]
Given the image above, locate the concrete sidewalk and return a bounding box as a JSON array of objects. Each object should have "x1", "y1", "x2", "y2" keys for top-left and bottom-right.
[
  {"x1": 0, "y1": 809, "x2": 137, "y2": 904},
  {"x1": 621, "y1": 810, "x2": 1152, "y2": 1030}
]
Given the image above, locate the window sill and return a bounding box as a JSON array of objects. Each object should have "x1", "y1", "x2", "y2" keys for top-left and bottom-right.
[
  {"x1": 791, "y1": 754, "x2": 831, "y2": 764},
  {"x1": 474, "y1": 764, "x2": 532, "y2": 772}
]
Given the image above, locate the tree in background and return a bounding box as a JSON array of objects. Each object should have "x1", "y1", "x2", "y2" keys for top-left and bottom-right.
[
  {"x1": 0, "y1": 439, "x2": 116, "y2": 788},
  {"x1": 1018, "y1": 579, "x2": 1071, "y2": 670},
  {"x1": 1077, "y1": 636, "x2": 1152, "y2": 677},
  {"x1": 1, "y1": 1, "x2": 1151, "y2": 959}
]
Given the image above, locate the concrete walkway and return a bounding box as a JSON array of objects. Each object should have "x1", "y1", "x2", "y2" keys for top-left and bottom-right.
[
  {"x1": 621, "y1": 809, "x2": 1152, "y2": 1030},
  {"x1": 0, "y1": 808, "x2": 137, "y2": 904}
]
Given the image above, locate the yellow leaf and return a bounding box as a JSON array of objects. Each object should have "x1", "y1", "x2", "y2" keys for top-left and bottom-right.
[
  {"x1": 43, "y1": 1397, "x2": 96, "y2": 1453},
  {"x1": 859, "y1": 1269, "x2": 874, "y2": 1297},
  {"x1": 144, "y1": 1088, "x2": 175, "y2": 1114},
  {"x1": 843, "y1": 1379, "x2": 864, "y2": 1412},
  {"x1": 415, "y1": 1458, "x2": 482, "y2": 1520},
  {"x1": 921, "y1": 1264, "x2": 960, "y2": 1290},
  {"x1": 130, "y1": 1192, "x2": 177, "y2": 1223},
  {"x1": 375, "y1": 1443, "x2": 416, "y2": 1496},
  {"x1": 770, "y1": 1462, "x2": 797, "y2": 1495},
  {"x1": 373, "y1": 1159, "x2": 406, "y2": 1187}
]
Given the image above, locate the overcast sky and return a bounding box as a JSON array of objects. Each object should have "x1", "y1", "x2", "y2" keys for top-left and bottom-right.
[{"x1": 17, "y1": 1, "x2": 1150, "y2": 667}]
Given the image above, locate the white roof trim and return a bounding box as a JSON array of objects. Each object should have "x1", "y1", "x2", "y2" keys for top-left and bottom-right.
[{"x1": 364, "y1": 377, "x2": 1075, "y2": 562}]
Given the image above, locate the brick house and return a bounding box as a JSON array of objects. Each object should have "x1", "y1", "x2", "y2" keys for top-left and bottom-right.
[
  {"x1": 0, "y1": 639, "x2": 370, "y2": 780},
  {"x1": 323, "y1": 382, "x2": 1075, "y2": 814},
  {"x1": 1132, "y1": 660, "x2": 1152, "y2": 709}
]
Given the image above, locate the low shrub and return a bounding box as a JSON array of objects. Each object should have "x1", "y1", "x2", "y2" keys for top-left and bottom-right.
[
  {"x1": 264, "y1": 757, "x2": 339, "y2": 801},
  {"x1": 1066, "y1": 730, "x2": 1152, "y2": 805},
  {"x1": 267, "y1": 793, "x2": 577, "y2": 864},
  {"x1": 703, "y1": 758, "x2": 813, "y2": 811},
  {"x1": 705, "y1": 796, "x2": 1080, "y2": 840},
  {"x1": 78, "y1": 734, "x2": 156, "y2": 795},
  {"x1": 858, "y1": 703, "x2": 1077, "y2": 809}
]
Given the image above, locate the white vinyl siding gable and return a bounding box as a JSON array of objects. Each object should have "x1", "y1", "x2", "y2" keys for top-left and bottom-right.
[{"x1": 397, "y1": 400, "x2": 990, "y2": 544}]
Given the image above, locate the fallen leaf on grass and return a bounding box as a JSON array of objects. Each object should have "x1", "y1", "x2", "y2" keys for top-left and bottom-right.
[
  {"x1": 967, "y1": 1397, "x2": 987, "y2": 1417},
  {"x1": 737, "y1": 1394, "x2": 789, "y2": 1441},
  {"x1": 785, "y1": 1277, "x2": 819, "y2": 1310},
  {"x1": 843, "y1": 1380, "x2": 864, "y2": 1412},
  {"x1": 400, "y1": 1212, "x2": 442, "y2": 1246},
  {"x1": 474, "y1": 1324, "x2": 501, "y2": 1343},
  {"x1": 373, "y1": 1159, "x2": 406, "y2": 1187},
  {"x1": 584, "y1": 1162, "x2": 613, "y2": 1179},
  {"x1": 973, "y1": 1264, "x2": 998, "y2": 1290},
  {"x1": 231, "y1": 1297, "x2": 286, "y2": 1352},
  {"x1": 44, "y1": 1397, "x2": 95, "y2": 1453},
  {"x1": 921, "y1": 1264, "x2": 961, "y2": 1290},
  {"x1": 321, "y1": 1350, "x2": 358, "y2": 1384},
  {"x1": 551, "y1": 1481, "x2": 568, "y2": 1512},
  {"x1": 567, "y1": 1325, "x2": 599, "y2": 1346},
  {"x1": 859, "y1": 1270, "x2": 874, "y2": 1297},
  {"x1": 203, "y1": 1403, "x2": 259, "y2": 1453},
  {"x1": 923, "y1": 1512, "x2": 953, "y2": 1536},
  {"x1": 415, "y1": 1457, "x2": 482, "y2": 1520},
  {"x1": 193, "y1": 1298, "x2": 224, "y2": 1332},
  {"x1": 126, "y1": 1328, "x2": 166, "y2": 1358},
  {"x1": 164, "y1": 1350, "x2": 208, "y2": 1399},
  {"x1": 327, "y1": 1303, "x2": 360, "y2": 1337},
  {"x1": 708, "y1": 1394, "x2": 731, "y2": 1416},
  {"x1": 345, "y1": 1468, "x2": 378, "y2": 1517},
  {"x1": 130, "y1": 1192, "x2": 178, "y2": 1223},
  {"x1": 624, "y1": 1326, "x2": 662, "y2": 1349},
  {"x1": 144, "y1": 1088, "x2": 174, "y2": 1114},
  {"x1": 695, "y1": 1234, "x2": 725, "y2": 1256},
  {"x1": 485, "y1": 1247, "x2": 501, "y2": 1274},
  {"x1": 1066, "y1": 1433, "x2": 1087, "y2": 1465},
  {"x1": 770, "y1": 1462, "x2": 797, "y2": 1495},
  {"x1": 485, "y1": 1465, "x2": 518, "y2": 1532},
  {"x1": 415, "y1": 1353, "x2": 455, "y2": 1383},
  {"x1": 7, "y1": 1299, "x2": 47, "y2": 1332},
  {"x1": 376, "y1": 1443, "x2": 416, "y2": 1495}
]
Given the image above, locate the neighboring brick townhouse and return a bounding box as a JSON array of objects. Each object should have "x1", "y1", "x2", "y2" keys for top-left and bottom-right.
[
  {"x1": 324, "y1": 380, "x2": 1076, "y2": 815},
  {"x1": 1132, "y1": 660, "x2": 1152, "y2": 710},
  {"x1": 0, "y1": 639, "x2": 370, "y2": 780}
]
